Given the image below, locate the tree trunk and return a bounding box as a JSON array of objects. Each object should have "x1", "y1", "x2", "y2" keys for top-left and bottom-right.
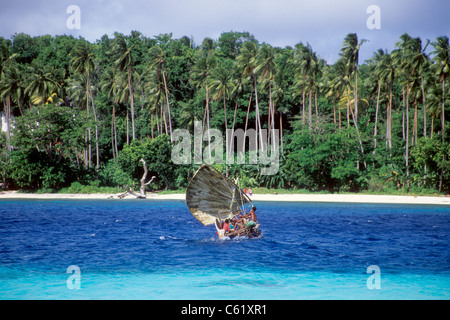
[
  {"x1": 114, "y1": 101, "x2": 118, "y2": 159},
  {"x1": 206, "y1": 86, "x2": 211, "y2": 160},
  {"x1": 126, "y1": 107, "x2": 130, "y2": 145},
  {"x1": 350, "y1": 107, "x2": 367, "y2": 169},
  {"x1": 86, "y1": 75, "x2": 91, "y2": 168},
  {"x1": 302, "y1": 72, "x2": 306, "y2": 124},
  {"x1": 253, "y1": 75, "x2": 264, "y2": 152},
  {"x1": 162, "y1": 71, "x2": 173, "y2": 142},
  {"x1": 422, "y1": 75, "x2": 426, "y2": 138},
  {"x1": 439, "y1": 80, "x2": 445, "y2": 192},
  {"x1": 354, "y1": 65, "x2": 358, "y2": 123},
  {"x1": 139, "y1": 159, "x2": 156, "y2": 198},
  {"x1": 308, "y1": 81, "x2": 312, "y2": 129},
  {"x1": 441, "y1": 80, "x2": 445, "y2": 142},
  {"x1": 243, "y1": 92, "x2": 252, "y2": 154},
  {"x1": 373, "y1": 81, "x2": 381, "y2": 157},
  {"x1": 5, "y1": 98, "x2": 11, "y2": 152},
  {"x1": 405, "y1": 80, "x2": 410, "y2": 177},
  {"x1": 128, "y1": 70, "x2": 135, "y2": 141},
  {"x1": 89, "y1": 85, "x2": 99, "y2": 170},
  {"x1": 346, "y1": 87, "x2": 351, "y2": 128}
]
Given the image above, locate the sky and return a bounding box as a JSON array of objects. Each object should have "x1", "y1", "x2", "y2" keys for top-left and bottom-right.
[{"x1": 0, "y1": 0, "x2": 449, "y2": 64}]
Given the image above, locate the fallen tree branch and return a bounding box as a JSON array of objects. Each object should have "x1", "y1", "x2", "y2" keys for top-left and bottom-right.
[{"x1": 117, "y1": 185, "x2": 145, "y2": 199}]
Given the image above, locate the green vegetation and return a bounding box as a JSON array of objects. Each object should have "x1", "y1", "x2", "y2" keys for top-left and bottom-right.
[{"x1": 0, "y1": 31, "x2": 448, "y2": 194}]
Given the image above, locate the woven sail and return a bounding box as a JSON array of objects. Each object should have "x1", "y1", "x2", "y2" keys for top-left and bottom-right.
[{"x1": 186, "y1": 164, "x2": 253, "y2": 226}]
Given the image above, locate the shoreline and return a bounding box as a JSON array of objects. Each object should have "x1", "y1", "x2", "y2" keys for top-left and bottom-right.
[{"x1": 0, "y1": 191, "x2": 449, "y2": 205}]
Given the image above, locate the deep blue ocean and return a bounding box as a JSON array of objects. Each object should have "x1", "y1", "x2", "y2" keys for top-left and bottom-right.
[{"x1": 0, "y1": 199, "x2": 449, "y2": 299}]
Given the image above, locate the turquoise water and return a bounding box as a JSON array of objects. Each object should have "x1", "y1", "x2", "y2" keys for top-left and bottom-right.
[{"x1": 0, "y1": 200, "x2": 449, "y2": 299}]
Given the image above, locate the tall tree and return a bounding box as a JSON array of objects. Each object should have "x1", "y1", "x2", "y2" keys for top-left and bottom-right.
[
  {"x1": 431, "y1": 36, "x2": 450, "y2": 191},
  {"x1": 377, "y1": 50, "x2": 396, "y2": 153},
  {"x1": 191, "y1": 42, "x2": 217, "y2": 158},
  {"x1": 431, "y1": 36, "x2": 449, "y2": 142},
  {"x1": 100, "y1": 67, "x2": 120, "y2": 160},
  {"x1": 255, "y1": 43, "x2": 277, "y2": 147},
  {"x1": 148, "y1": 45, "x2": 173, "y2": 142},
  {"x1": 340, "y1": 33, "x2": 367, "y2": 123},
  {"x1": 208, "y1": 63, "x2": 235, "y2": 135},
  {"x1": 294, "y1": 42, "x2": 317, "y2": 126},
  {"x1": 113, "y1": 35, "x2": 136, "y2": 141},
  {"x1": 71, "y1": 41, "x2": 99, "y2": 169},
  {"x1": 395, "y1": 33, "x2": 416, "y2": 177},
  {"x1": 237, "y1": 41, "x2": 264, "y2": 151}
]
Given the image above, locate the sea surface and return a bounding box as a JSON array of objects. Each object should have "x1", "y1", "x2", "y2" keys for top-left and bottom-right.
[{"x1": 0, "y1": 199, "x2": 449, "y2": 299}]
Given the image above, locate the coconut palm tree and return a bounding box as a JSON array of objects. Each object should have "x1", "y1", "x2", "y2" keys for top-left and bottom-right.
[
  {"x1": 367, "y1": 49, "x2": 386, "y2": 154},
  {"x1": 71, "y1": 41, "x2": 99, "y2": 169},
  {"x1": 112, "y1": 35, "x2": 136, "y2": 141},
  {"x1": 144, "y1": 68, "x2": 165, "y2": 137},
  {"x1": 207, "y1": 63, "x2": 235, "y2": 134},
  {"x1": 191, "y1": 45, "x2": 217, "y2": 158},
  {"x1": 340, "y1": 33, "x2": 367, "y2": 124},
  {"x1": 431, "y1": 36, "x2": 449, "y2": 142},
  {"x1": 0, "y1": 63, "x2": 21, "y2": 152},
  {"x1": 294, "y1": 42, "x2": 317, "y2": 127},
  {"x1": 326, "y1": 58, "x2": 349, "y2": 129},
  {"x1": 409, "y1": 38, "x2": 430, "y2": 139},
  {"x1": 382, "y1": 52, "x2": 396, "y2": 154},
  {"x1": 25, "y1": 66, "x2": 60, "y2": 106},
  {"x1": 100, "y1": 67, "x2": 120, "y2": 160},
  {"x1": 395, "y1": 33, "x2": 416, "y2": 176},
  {"x1": 430, "y1": 35, "x2": 449, "y2": 191},
  {"x1": 148, "y1": 45, "x2": 173, "y2": 142},
  {"x1": 255, "y1": 43, "x2": 278, "y2": 148},
  {"x1": 237, "y1": 41, "x2": 264, "y2": 150}
]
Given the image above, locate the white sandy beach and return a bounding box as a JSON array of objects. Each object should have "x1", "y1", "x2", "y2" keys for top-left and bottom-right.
[{"x1": 0, "y1": 190, "x2": 449, "y2": 205}]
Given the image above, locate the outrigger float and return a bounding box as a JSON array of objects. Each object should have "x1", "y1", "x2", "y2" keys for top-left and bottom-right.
[{"x1": 186, "y1": 164, "x2": 262, "y2": 239}]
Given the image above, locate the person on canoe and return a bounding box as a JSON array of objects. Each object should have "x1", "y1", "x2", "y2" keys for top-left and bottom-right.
[{"x1": 245, "y1": 206, "x2": 257, "y2": 228}]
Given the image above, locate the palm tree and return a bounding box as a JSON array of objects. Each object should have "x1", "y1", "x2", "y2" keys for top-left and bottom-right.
[
  {"x1": 395, "y1": 33, "x2": 416, "y2": 176},
  {"x1": 144, "y1": 68, "x2": 165, "y2": 137},
  {"x1": 112, "y1": 35, "x2": 136, "y2": 141},
  {"x1": 100, "y1": 67, "x2": 120, "y2": 160},
  {"x1": 409, "y1": 38, "x2": 430, "y2": 139},
  {"x1": 237, "y1": 41, "x2": 264, "y2": 151},
  {"x1": 191, "y1": 45, "x2": 217, "y2": 158},
  {"x1": 25, "y1": 66, "x2": 60, "y2": 106},
  {"x1": 255, "y1": 43, "x2": 277, "y2": 148},
  {"x1": 340, "y1": 33, "x2": 367, "y2": 123},
  {"x1": 379, "y1": 51, "x2": 396, "y2": 153},
  {"x1": 71, "y1": 41, "x2": 99, "y2": 169},
  {"x1": 326, "y1": 58, "x2": 349, "y2": 128},
  {"x1": 148, "y1": 45, "x2": 173, "y2": 141},
  {"x1": 367, "y1": 49, "x2": 386, "y2": 154},
  {"x1": 66, "y1": 74, "x2": 93, "y2": 167},
  {"x1": 0, "y1": 63, "x2": 21, "y2": 152},
  {"x1": 431, "y1": 36, "x2": 449, "y2": 142},
  {"x1": 426, "y1": 83, "x2": 441, "y2": 139},
  {"x1": 430, "y1": 35, "x2": 449, "y2": 192},
  {"x1": 294, "y1": 42, "x2": 317, "y2": 127},
  {"x1": 207, "y1": 63, "x2": 235, "y2": 137}
]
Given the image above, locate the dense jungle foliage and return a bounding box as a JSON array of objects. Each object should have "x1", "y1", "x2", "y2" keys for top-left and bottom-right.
[{"x1": 0, "y1": 31, "x2": 448, "y2": 193}]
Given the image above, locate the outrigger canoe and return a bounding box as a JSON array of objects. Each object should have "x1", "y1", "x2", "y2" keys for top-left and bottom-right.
[{"x1": 186, "y1": 164, "x2": 262, "y2": 239}]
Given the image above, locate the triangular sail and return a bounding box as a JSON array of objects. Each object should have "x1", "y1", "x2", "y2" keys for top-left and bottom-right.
[{"x1": 186, "y1": 164, "x2": 253, "y2": 226}]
